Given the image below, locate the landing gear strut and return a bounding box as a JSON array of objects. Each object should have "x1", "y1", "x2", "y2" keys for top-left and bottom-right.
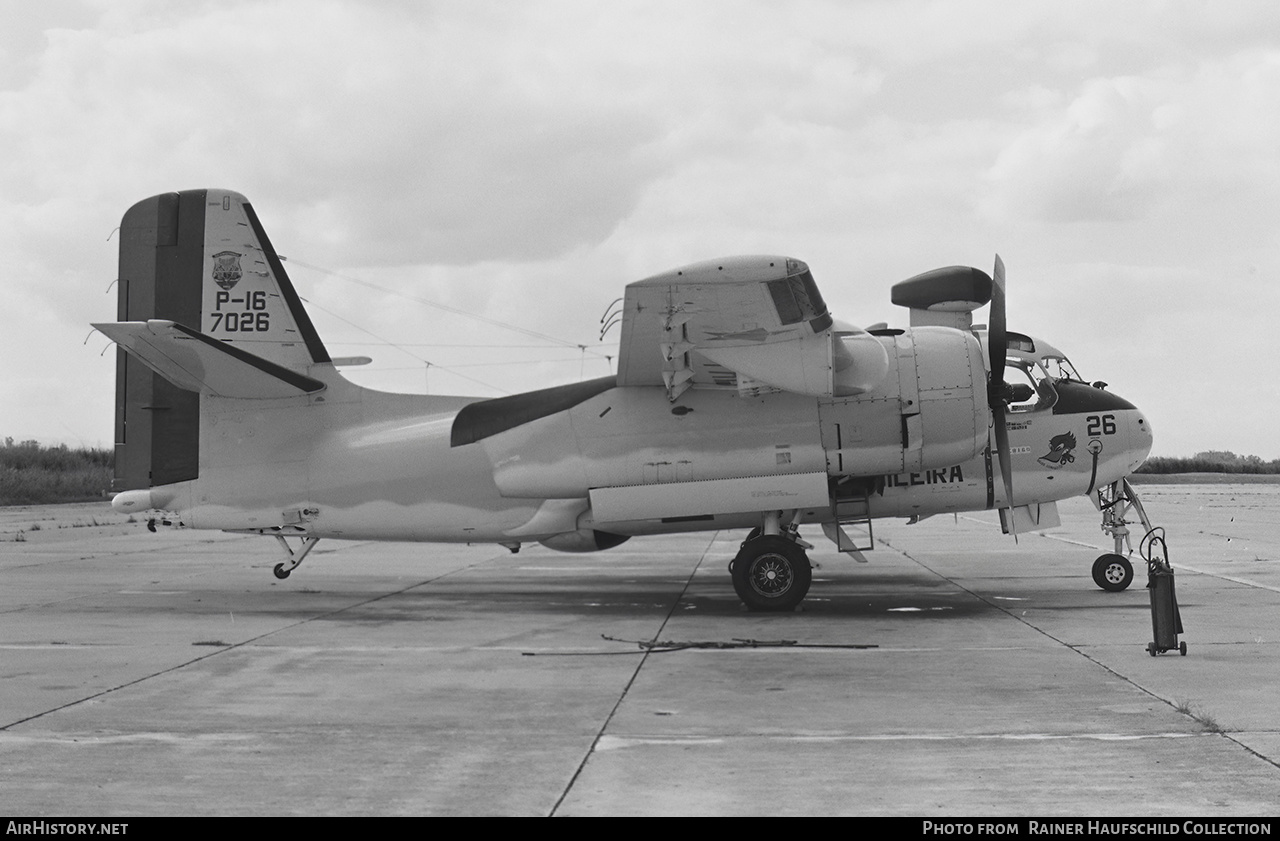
[
  {"x1": 272, "y1": 535, "x2": 320, "y2": 579},
  {"x1": 1091, "y1": 478, "x2": 1152, "y2": 592}
]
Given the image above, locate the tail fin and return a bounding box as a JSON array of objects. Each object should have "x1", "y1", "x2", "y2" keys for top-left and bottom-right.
[{"x1": 107, "y1": 189, "x2": 330, "y2": 491}]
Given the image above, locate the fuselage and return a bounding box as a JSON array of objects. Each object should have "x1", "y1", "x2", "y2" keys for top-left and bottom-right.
[{"x1": 128, "y1": 361, "x2": 1151, "y2": 548}]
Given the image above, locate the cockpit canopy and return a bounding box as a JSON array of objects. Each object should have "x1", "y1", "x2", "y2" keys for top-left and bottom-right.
[{"x1": 998, "y1": 331, "x2": 1087, "y2": 413}]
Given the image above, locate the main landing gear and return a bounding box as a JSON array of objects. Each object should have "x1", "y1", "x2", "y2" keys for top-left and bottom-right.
[
  {"x1": 730, "y1": 511, "x2": 813, "y2": 612},
  {"x1": 1090, "y1": 478, "x2": 1152, "y2": 592}
]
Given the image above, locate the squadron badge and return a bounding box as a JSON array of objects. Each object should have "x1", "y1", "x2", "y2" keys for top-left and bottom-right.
[{"x1": 212, "y1": 251, "x2": 243, "y2": 290}]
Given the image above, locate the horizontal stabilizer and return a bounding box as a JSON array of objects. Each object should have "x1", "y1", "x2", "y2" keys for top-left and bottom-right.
[{"x1": 94, "y1": 320, "x2": 325, "y2": 399}]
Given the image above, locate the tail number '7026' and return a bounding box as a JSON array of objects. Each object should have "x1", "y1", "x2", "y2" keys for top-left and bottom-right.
[
  {"x1": 212, "y1": 290, "x2": 271, "y2": 332},
  {"x1": 1087, "y1": 414, "x2": 1117, "y2": 436}
]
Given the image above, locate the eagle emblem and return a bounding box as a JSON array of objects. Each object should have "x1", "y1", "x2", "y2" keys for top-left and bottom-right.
[{"x1": 212, "y1": 251, "x2": 243, "y2": 290}]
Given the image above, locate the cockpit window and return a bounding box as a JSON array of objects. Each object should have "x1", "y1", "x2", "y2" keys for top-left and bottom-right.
[
  {"x1": 1004, "y1": 360, "x2": 1058, "y2": 413},
  {"x1": 1007, "y1": 332, "x2": 1036, "y2": 354},
  {"x1": 766, "y1": 268, "x2": 831, "y2": 332}
]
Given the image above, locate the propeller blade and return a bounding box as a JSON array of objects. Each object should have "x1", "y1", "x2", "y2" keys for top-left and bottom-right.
[
  {"x1": 988, "y1": 254, "x2": 1006, "y2": 386},
  {"x1": 987, "y1": 255, "x2": 1016, "y2": 538},
  {"x1": 993, "y1": 399, "x2": 1016, "y2": 534}
]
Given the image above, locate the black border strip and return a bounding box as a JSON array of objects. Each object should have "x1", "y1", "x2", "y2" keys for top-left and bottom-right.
[
  {"x1": 242, "y1": 202, "x2": 332, "y2": 364},
  {"x1": 170, "y1": 323, "x2": 326, "y2": 394},
  {"x1": 451, "y1": 376, "x2": 616, "y2": 447},
  {"x1": 984, "y1": 445, "x2": 995, "y2": 510}
]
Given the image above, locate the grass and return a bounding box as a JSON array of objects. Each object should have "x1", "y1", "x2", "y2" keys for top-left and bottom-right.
[
  {"x1": 1174, "y1": 699, "x2": 1226, "y2": 734},
  {"x1": 1129, "y1": 472, "x2": 1280, "y2": 485},
  {"x1": 0, "y1": 439, "x2": 112, "y2": 505}
]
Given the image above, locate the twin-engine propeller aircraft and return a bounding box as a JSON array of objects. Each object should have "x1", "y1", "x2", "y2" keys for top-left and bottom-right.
[{"x1": 97, "y1": 189, "x2": 1156, "y2": 612}]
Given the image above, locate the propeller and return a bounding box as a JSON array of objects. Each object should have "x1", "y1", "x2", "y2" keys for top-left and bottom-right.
[{"x1": 987, "y1": 255, "x2": 1016, "y2": 533}]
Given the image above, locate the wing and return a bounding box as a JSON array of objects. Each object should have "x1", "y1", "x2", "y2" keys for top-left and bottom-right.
[
  {"x1": 94, "y1": 320, "x2": 325, "y2": 399},
  {"x1": 615, "y1": 256, "x2": 887, "y2": 400}
]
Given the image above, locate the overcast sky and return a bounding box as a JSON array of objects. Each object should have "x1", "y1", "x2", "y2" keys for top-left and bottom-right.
[{"x1": 2, "y1": 0, "x2": 1278, "y2": 459}]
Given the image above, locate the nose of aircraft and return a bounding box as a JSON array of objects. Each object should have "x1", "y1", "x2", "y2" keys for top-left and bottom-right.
[
  {"x1": 1052, "y1": 379, "x2": 1152, "y2": 475},
  {"x1": 1129, "y1": 403, "x2": 1154, "y2": 471}
]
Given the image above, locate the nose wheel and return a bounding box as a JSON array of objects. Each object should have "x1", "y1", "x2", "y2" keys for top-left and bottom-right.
[{"x1": 1092, "y1": 553, "x2": 1134, "y2": 591}]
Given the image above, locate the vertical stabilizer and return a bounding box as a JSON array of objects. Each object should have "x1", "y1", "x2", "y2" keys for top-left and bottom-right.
[
  {"x1": 112, "y1": 189, "x2": 331, "y2": 492},
  {"x1": 198, "y1": 189, "x2": 330, "y2": 370}
]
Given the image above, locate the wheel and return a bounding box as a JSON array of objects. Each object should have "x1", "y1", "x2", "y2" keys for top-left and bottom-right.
[
  {"x1": 1147, "y1": 642, "x2": 1157, "y2": 657},
  {"x1": 1179, "y1": 641, "x2": 1187, "y2": 656},
  {"x1": 273, "y1": 563, "x2": 291, "y2": 580},
  {"x1": 731, "y1": 535, "x2": 812, "y2": 612},
  {"x1": 1092, "y1": 554, "x2": 1133, "y2": 592}
]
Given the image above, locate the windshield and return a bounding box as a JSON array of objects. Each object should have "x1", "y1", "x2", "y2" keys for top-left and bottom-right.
[{"x1": 1042, "y1": 355, "x2": 1084, "y2": 382}]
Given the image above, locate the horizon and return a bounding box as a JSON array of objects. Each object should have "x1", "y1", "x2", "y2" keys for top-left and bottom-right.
[{"x1": 4, "y1": 2, "x2": 1278, "y2": 459}]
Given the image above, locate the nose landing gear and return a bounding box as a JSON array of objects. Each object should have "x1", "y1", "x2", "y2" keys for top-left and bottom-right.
[{"x1": 1091, "y1": 478, "x2": 1151, "y2": 592}]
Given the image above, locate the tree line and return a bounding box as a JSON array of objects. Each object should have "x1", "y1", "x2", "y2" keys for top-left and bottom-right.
[
  {"x1": 1134, "y1": 451, "x2": 1280, "y2": 475},
  {"x1": 1, "y1": 438, "x2": 112, "y2": 505}
]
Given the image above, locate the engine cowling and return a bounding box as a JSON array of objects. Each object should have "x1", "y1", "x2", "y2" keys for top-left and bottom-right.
[{"x1": 818, "y1": 326, "x2": 988, "y2": 477}]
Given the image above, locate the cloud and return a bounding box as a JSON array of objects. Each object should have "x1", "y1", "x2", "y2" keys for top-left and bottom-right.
[
  {"x1": 1, "y1": 1, "x2": 671, "y2": 269},
  {"x1": 985, "y1": 50, "x2": 1280, "y2": 232}
]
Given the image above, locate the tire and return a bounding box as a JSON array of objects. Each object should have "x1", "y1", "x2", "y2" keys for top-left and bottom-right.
[
  {"x1": 731, "y1": 535, "x2": 812, "y2": 612},
  {"x1": 1092, "y1": 554, "x2": 1133, "y2": 592}
]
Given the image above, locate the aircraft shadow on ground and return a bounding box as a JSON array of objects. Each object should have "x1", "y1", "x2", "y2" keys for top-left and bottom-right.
[{"x1": 250, "y1": 572, "x2": 1004, "y2": 622}]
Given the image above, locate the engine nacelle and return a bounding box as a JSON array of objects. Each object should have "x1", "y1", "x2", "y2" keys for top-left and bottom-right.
[
  {"x1": 538, "y1": 529, "x2": 631, "y2": 553},
  {"x1": 818, "y1": 326, "x2": 988, "y2": 477}
]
